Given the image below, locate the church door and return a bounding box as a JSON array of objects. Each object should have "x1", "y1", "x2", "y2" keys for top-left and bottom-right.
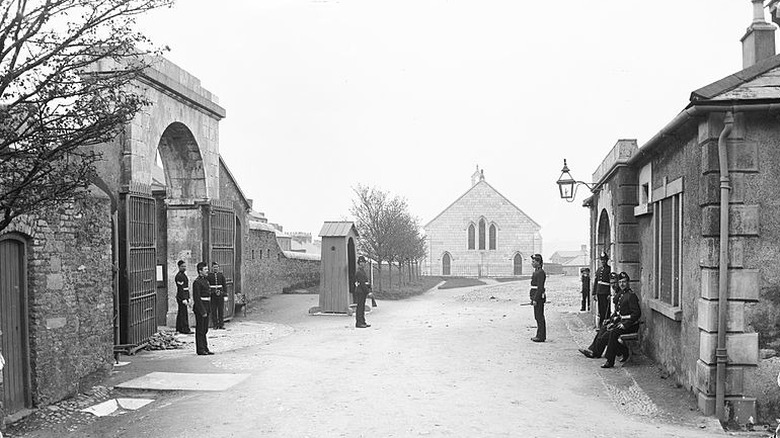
[{"x1": 513, "y1": 254, "x2": 523, "y2": 275}]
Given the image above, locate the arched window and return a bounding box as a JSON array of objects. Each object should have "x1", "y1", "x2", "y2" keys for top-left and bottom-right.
[
  {"x1": 513, "y1": 253, "x2": 523, "y2": 275},
  {"x1": 489, "y1": 224, "x2": 496, "y2": 250},
  {"x1": 442, "y1": 253, "x2": 451, "y2": 276},
  {"x1": 478, "y1": 219, "x2": 486, "y2": 250},
  {"x1": 467, "y1": 224, "x2": 475, "y2": 250}
]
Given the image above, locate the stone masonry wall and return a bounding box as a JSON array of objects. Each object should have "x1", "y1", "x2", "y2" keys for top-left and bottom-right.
[
  {"x1": 0, "y1": 193, "x2": 114, "y2": 413},
  {"x1": 243, "y1": 228, "x2": 320, "y2": 300}
]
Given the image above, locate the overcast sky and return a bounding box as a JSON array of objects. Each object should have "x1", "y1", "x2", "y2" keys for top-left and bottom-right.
[{"x1": 139, "y1": 0, "x2": 761, "y2": 259}]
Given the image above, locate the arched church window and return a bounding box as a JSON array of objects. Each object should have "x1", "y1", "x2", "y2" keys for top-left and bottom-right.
[
  {"x1": 489, "y1": 224, "x2": 496, "y2": 250},
  {"x1": 468, "y1": 224, "x2": 475, "y2": 250},
  {"x1": 478, "y1": 219, "x2": 486, "y2": 250}
]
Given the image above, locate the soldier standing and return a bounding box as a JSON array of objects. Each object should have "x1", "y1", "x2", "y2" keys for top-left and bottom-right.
[
  {"x1": 530, "y1": 254, "x2": 546, "y2": 342},
  {"x1": 592, "y1": 252, "x2": 612, "y2": 327},
  {"x1": 192, "y1": 262, "x2": 214, "y2": 355},
  {"x1": 207, "y1": 262, "x2": 227, "y2": 329},
  {"x1": 175, "y1": 260, "x2": 192, "y2": 334},
  {"x1": 579, "y1": 267, "x2": 591, "y2": 312},
  {"x1": 354, "y1": 256, "x2": 371, "y2": 328}
]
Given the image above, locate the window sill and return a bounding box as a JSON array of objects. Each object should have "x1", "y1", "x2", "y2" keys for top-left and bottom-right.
[
  {"x1": 649, "y1": 299, "x2": 682, "y2": 321},
  {"x1": 634, "y1": 203, "x2": 653, "y2": 217}
]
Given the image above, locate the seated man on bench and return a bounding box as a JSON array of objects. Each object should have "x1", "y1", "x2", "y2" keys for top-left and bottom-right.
[
  {"x1": 600, "y1": 271, "x2": 641, "y2": 368},
  {"x1": 578, "y1": 272, "x2": 621, "y2": 359}
]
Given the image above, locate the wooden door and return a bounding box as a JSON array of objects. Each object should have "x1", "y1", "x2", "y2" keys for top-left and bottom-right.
[{"x1": 0, "y1": 236, "x2": 30, "y2": 414}]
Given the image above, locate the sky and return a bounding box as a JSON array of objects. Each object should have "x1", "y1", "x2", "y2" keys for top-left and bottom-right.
[{"x1": 138, "y1": 0, "x2": 761, "y2": 259}]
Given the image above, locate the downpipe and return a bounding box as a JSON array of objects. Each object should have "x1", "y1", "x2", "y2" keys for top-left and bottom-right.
[{"x1": 715, "y1": 111, "x2": 734, "y2": 421}]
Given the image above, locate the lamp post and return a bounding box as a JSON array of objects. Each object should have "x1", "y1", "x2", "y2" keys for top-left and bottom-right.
[{"x1": 556, "y1": 159, "x2": 597, "y2": 202}]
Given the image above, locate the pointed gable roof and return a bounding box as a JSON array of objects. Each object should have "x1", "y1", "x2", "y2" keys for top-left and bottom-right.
[
  {"x1": 423, "y1": 179, "x2": 540, "y2": 229},
  {"x1": 690, "y1": 53, "x2": 780, "y2": 102}
]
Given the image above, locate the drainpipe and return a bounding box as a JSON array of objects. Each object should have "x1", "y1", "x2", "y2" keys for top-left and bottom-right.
[{"x1": 715, "y1": 111, "x2": 734, "y2": 421}]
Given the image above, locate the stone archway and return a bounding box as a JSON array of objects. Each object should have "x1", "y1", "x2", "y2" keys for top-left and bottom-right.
[{"x1": 154, "y1": 122, "x2": 209, "y2": 327}]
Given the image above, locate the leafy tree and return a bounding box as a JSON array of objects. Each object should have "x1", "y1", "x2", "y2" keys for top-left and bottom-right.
[{"x1": 0, "y1": 0, "x2": 172, "y2": 233}]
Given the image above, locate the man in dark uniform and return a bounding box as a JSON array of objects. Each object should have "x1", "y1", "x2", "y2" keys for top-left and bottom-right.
[
  {"x1": 578, "y1": 272, "x2": 627, "y2": 359},
  {"x1": 175, "y1": 260, "x2": 192, "y2": 334},
  {"x1": 592, "y1": 252, "x2": 612, "y2": 327},
  {"x1": 354, "y1": 256, "x2": 371, "y2": 328},
  {"x1": 530, "y1": 254, "x2": 546, "y2": 342},
  {"x1": 601, "y1": 271, "x2": 642, "y2": 368},
  {"x1": 207, "y1": 262, "x2": 227, "y2": 329},
  {"x1": 192, "y1": 262, "x2": 213, "y2": 355},
  {"x1": 580, "y1": 267, "x2": 590, "y2": 312}
]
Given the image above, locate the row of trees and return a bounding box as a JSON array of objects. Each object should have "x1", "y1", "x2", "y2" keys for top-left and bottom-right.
[{"x1": 350, "y1": 184, "x2": 426, "y2": 292}]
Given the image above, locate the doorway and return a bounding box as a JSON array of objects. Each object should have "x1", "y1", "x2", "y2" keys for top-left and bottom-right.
[{"x1": 0, "y1": 235, "x2": 31, "y2": 414}]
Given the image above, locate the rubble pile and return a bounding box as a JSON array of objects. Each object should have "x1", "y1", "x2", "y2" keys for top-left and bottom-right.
[{"x1": 145, "y1": 331, "x2": 185, "y2": 351}]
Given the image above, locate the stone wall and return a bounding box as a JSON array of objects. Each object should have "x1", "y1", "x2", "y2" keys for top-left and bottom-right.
[
  {"x1": 243, "y1": 227, "x2": 320, "y2": 299},
  {"x1": 0, "y1": 193, "x2": 114, "y2": 414}
]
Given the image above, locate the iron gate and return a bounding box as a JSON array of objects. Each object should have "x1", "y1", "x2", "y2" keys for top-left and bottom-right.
[
  {"x1": 118, "y1": 182, "x2": 157, "y2": 345},
  {"x1": 210, "y1": 200, "x2": 235, "y2": 320}
]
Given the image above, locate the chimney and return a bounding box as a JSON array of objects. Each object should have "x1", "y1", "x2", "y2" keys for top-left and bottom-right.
[{"x1": 742, "y1": 0, "x2": 776, "y2": 68}]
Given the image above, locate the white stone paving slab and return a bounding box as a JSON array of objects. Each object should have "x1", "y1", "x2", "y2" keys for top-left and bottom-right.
[{"x1": 115, "y1": 372, "x2": 250, "y2": 391}]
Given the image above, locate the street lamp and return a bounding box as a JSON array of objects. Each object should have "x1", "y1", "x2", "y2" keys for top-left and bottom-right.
[{"x1": 556, "y1": 159, "x2": 597, "y2": 202}]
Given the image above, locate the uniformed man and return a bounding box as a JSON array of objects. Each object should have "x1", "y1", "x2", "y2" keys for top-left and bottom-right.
[
  {"x1": 354, "y1": 256, "x2": 371, "y2": 328},
  {"x1": 530, "y1": 253, "x2": 546, "y2": 342},
  {"x1": 175, "y1": 260, "x2": 192, "y2": 334},
  {"x1": 579, "y1": 267, "x2": 591, "y2": 312},
  {"x1": 592, "y1": 252, "x2": 612, "y2": 327},
  {"x1": 192, "y1": 262, "x2": 214, "y2": 355},
  {"x1": 207, "y1": 262, "x2": 227, "y2": 330}
]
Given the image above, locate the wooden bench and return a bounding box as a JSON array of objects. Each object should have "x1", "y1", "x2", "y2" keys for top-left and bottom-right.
[{"x1": 618, "y1": 321, "x2": 644, "y2": 363}]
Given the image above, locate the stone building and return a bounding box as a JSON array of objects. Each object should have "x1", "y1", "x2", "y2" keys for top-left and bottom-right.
[
  {"x1": 423, "y1": 167, "x2": 541, "y2": 277},
  {"x1": 0, "y1": 57, "x2": 319, "y2": 423},
  {"x1": 583, "y1": 2, "x2": 780, "y2": 423}
]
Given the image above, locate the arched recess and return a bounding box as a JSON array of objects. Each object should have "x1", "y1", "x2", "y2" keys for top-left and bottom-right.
[
  {"x1": 157, "y1": 122, "x2": 207, "y2": 200},
  {"x1": 467, "y1": 223, "x2": 475, "y2": 250},
  {"x1": 597, "y1": 209, "x2": 612, "y2": 260},
  {"x1": 513, "y1": 252, "x2": 523, "y2": 275},
  {"x1": 442, "y1": 252, "x2": 452, "y2": 276},
  {"x1": 0, "y1": 233, "x2": 32, "y2": 414}
]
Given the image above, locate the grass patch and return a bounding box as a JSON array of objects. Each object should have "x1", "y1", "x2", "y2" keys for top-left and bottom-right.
[
  {"x1": 372, "y1": 276, "x2": 442, "y2": 300},
  {"x1": 438, "y1": 277, "x2": 486, "y2": 289}
]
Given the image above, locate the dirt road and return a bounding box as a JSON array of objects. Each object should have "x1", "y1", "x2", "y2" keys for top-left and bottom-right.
[{"x1": 25, "y1": 280, "x2": 724, "y2": 437}]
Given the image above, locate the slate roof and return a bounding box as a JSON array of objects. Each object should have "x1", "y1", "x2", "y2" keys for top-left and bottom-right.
[
  {"x1": 319, "y1": 221, "x2": 359, "y2": 238},
  {"x1": 423, "y1": 180, "x2": 540, "y2": 229},
  {"x1": 690, "y1": 53, "x2": 780, "y2": 102}
]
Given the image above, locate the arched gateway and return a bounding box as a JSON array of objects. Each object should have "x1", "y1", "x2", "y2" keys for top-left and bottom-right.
[{"x1": 96, "y1": 58, "x2": 237, "y2": 345}]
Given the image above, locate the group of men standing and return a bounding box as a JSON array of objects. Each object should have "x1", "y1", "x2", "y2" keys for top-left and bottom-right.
[{"x1": 174, "y1": 260, "x2": 228, "y2": 355}]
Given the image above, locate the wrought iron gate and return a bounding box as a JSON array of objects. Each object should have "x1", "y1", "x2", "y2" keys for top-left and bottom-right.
[
  {"x1": 118, "y1": 182, "x2": 157, "y2": 345},
  {"x1": 210, "y1": 200, "x2": 235, "y2": 320}
]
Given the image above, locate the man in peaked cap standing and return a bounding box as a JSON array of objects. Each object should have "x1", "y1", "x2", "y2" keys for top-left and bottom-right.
[
  {"x1": 354, "y1": 256, "x2": 371, "y2": 328},
  {"x1": 530, "y1": 254, "x2": 546, "y2": 342},
  {"x1": 592, "y1": 251, "x2": 612, "y2": 327}
]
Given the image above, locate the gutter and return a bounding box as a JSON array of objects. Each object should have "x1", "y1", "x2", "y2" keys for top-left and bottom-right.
[{"x1": 715, "y1": 112, "x2": 734, "y2": 421}]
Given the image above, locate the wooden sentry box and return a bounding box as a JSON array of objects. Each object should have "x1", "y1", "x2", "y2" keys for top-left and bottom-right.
[{"x1": 318, "y1": 221, "x2": 359, "y2": 313}]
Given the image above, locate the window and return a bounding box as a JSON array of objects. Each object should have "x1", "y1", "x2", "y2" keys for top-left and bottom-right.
[
  {"x1": 478, "y1": 219, "x2": 486, "y2": 250},
  {"x1": 652, "y1": 176, "x2": 683, "y2": 320},
  {"x1": 489, "y1": 224, "x2": 496, "y2": 250},
  {"x1": 468, "y1": 224, "x2": 475, "y2": 250}
]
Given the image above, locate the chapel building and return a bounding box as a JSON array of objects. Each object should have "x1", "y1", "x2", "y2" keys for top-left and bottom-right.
[{"x1": 423, "y1": 167, "x2": 541, "y2": 277}]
